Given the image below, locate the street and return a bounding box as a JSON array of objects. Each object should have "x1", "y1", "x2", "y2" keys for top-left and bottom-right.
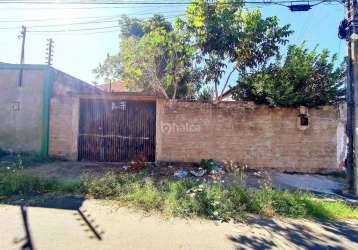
[{"x1": 1, "y1": 199, "x2": 357, "y2": 250}]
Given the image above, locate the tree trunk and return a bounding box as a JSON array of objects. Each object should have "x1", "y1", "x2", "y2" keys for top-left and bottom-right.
[
  {"x1": 219, "y1": 67, "x2": 237, "y2": 101},
  {"x1": 214, "y1": 81, "x2": 219, "y2": 102}
]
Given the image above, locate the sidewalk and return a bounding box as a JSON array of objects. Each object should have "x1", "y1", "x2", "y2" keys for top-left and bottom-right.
[{"x1": 0, "y1": 200, "x2": 357, "y2": 250}]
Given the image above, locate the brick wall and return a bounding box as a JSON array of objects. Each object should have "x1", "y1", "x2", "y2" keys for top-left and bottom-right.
[{"x1": 156, "y1": 99, "x2": 343, "y2": 173}]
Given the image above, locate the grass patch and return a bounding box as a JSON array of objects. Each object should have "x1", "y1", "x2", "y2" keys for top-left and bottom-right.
[
  {"x1": 0, "y1": 152, "x2": 62, "y2": 170},
  {"x1": 0, "y1": 169, "x2": 80, "y2": 197},
  {"x1": 81, "y1": 171, "x2": 358, "y2": 221},
  {"x1": 1, "y1": 169, "x2": 357, "y2": 221},
  {"x1": 330, "y1": 171, "x2": 347, "y2": 179},
  {"x1": 303, "y1": 198, "x2": 358, "y2": 220},
  {"x1": 12, "y1": 153, "x2": 60, "y2": 167}
]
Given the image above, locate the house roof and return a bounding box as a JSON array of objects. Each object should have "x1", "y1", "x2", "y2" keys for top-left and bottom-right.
[
  {"x1": 77, "y1": 92, "x2": 157, "y2": 101},
  {"x1": 98, "y1": 81, "x2": 128, "y2": 93},
  {"x1": 52, "y1": 68, "x2": 102, "y2": 94},
  {"x1": 222, "y1": 88, "x2": 235, "y2": 98},
  {"x1": 0, "y1": 63, "x2": 102, "y2": 95}
]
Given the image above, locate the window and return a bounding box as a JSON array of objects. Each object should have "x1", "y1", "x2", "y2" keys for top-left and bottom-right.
[
  {"x1": 10, "y1": 101, "x2": 20, "y2": 111},
  {"x1": 300, "y1": 114, "x2": 309, "y2": 126}
]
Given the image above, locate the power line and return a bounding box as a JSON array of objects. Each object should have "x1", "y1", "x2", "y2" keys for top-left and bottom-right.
[
  {"x1": 0, "y1": 19, "x2": 119, "y2": 29},
  {"x1": 0, "y1": 1, "x2": 344, "y2": 34},
  {"x1": 0, "y1": 0, "x2": 342, "y2": 31},
  {"x1": 0, "y1": 1, "x2": 343, "y2": 12},
  {"x1": 0, "y1": 10, "x2": 185, "y2": 30},
  {"x1": 0, "y1": 1, "x2": 192, "y2": 5},
  {"x1": 29, "y1": 14, "x2": 181, "y2": 35},
  {"x1": 0, "y1": 0, "x2": 342, "y2": 25},
  {"x1": 28, "y1": 25, "x2": 121, "y2": 33},
  {"x1": 27, "y1": 13, "x2": 182, "y2": 33},
  {"x1": 0, "y1": 0, "x2": 343, "y2": 6},
  {"x1": 0, "y1": 14, "x2": 126, "y2": 23}
]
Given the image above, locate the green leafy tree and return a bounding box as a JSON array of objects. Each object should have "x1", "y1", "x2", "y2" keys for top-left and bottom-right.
[
  {"x1": 198, "y1": 85, "x2": 214, "y2": 101},
  {"x1": 231, "y1": 44, "x2": 346, "y2": 107},
  {"x1": 94, "y1": 15, "x2": 201, "y2": 99},
  {"x1": 181, "y1": 0, "x2": 292, "y2": 101},
  {"x1": 121, "y1": 28, "x2": 199, "y2": 99},
  {"x1": 93, "y1": 53, "x2": 121, "y2": 84}
]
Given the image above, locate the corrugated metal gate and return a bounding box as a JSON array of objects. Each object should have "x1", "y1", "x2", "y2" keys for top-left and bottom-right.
[{"x1": 78, "y1": 99, "x2": 156, "y2": 162}]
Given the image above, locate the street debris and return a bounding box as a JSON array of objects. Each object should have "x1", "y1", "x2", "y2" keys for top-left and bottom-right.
[
  {"x1": 173, "y1": 169, "x2": 188, "y2": 179},
  {"x1": 190, "y1": 168, "x2": 207, "y2": 177},
  {"x1": 210, "y1": 167, "x2": 225, "y2": 175}
]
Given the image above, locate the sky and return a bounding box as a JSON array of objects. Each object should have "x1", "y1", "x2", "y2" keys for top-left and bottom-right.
[{"x1": 0, "y1": 1, "x2": 345, "y2": 85}]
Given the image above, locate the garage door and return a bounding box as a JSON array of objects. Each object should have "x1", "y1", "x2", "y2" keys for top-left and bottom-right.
[{"x1": 78, "y1": 99, "x2": 156, "y2": 162}]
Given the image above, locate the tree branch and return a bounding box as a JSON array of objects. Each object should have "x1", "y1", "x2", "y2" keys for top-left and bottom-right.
[
  {"x1": 171, "y1": 54, "x2": 178, "y2": 101},
  {"x1": 214, "y1": 81, "x2": 219, "y2": 102},
  {"x1": 219, "y1": 66, "x2": 237, "y2": 101}
]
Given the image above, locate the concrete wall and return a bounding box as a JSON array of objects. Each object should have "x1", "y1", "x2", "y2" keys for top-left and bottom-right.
[
  {"x1": 0, "y1": 68, "x2": 45, "y2": 153},
  {"x1": 156, "y1": 99, "x2": 343, "y2": 173},
  {"x1": 0, "y1": 65, "x2": 99, "y2": 158}
]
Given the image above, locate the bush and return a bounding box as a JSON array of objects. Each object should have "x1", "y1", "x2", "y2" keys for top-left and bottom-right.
[
  {"x1": 122, "y1": 181, "x2": 162, "y2": 211},
  {"x1": 163, "y1": 178, "x2": 199, "y2": 216},
  {"x1": 81, "y1": 171, "x2": 148, "y2": 198},
  {"x1": 231, "y1": 44, "x2": 345, "y2": 107},
  {"x1": 227, "y1": 184, "x2": 250, "y2": 215},
  {"x1": 271, "y1": 191, "x2": 311, "y2": 217}
]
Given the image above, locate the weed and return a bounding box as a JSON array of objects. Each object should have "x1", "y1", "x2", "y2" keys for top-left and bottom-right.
[
  {"x1": 223, "y1": 160, "x2": 247, "y2": 184},
  {"x1": 0, "y1": 152, "x2": 61, "y2": 170},
  {"x1": 18, "y1": 153, "x2": 60, "y2": 167},
  {"x1": 200, "y1": 159, "x2": 216, "y2": 171},
  {"x1": 122, "y1": 181, "x2": 162, "y2": 211},
  {"x1": 1, "y1": 169, "x2": 358, "y2": 221},
  {"x1": 0, "y1": 169, "x2": 80, "y2": 197},
  {"x1": 330, "y1": 171, "x2": 347, "y2": 179}
]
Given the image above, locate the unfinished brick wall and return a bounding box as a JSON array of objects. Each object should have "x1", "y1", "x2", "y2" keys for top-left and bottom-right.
[{"x1": 156, "y1": 99, "x2": 342, "y2": 173}]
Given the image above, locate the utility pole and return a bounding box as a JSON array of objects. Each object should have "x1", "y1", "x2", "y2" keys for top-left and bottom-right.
[
  {"x1": 345, "y1": 0, "x2": 358, "y2": 195},
  {"x1": 288, "y1": 2, "x2": 358, "y2": 193},
  {"x1": 17, "y1": 25, "x2": 26, "y2": 87},
  {"x1": 45, "y1": 38, "x2": 54, "y2": 66},
  {"x1": 19, "y1": 25, "x2": 26, "y2": 64}
]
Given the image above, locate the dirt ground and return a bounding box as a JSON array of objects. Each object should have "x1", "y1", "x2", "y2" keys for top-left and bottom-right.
[
  {"x1": 0, "y1": 199, "x2": 357, "y2": 250},
  {"x1": 20, "y1": 161, "x2": 195, "y2": 180},
  {"x1": 24, "y1": 161, "x2": 348, "y2": 197}
]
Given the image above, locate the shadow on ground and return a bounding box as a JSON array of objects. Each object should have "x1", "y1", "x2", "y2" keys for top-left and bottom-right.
[
  {"x1": 229, "y1": 216, "x2": 358, "y2": 250},
  {"x1": 1, "y1": 196, "x2": 104, "y2": 250}
]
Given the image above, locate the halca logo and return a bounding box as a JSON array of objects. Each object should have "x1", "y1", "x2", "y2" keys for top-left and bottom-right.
[{"x1": 160, "y1": 121, "x2": 201, "y2": 134}]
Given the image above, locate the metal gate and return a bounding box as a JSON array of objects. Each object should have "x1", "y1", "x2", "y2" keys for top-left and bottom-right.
[{"x1": 78, "y1": 99, "x2": 156, "y2": 162}]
